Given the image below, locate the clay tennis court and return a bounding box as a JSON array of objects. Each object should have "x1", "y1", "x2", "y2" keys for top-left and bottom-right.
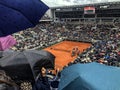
[{"x1": 44, "y1": 41, "x2": 91, "y2": 71}]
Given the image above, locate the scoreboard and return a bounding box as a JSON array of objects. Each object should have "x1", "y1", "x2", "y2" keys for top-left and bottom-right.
[{"x1": 84, "y1": 6, "x2": 95, "y2": 14}]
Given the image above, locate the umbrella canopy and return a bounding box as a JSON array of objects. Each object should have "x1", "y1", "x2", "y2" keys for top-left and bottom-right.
[
  {"x1": 58, "y1": 62, "x2": 120, "y2": 90},
  {"x1": 0, "y1": 0, "x2": 49, "y2": 36},
  {"x1": 0, "y1": 49, "x2": 15, "y2": 58},
  {"x1": 0, "y1": 35, "x2": 16, "y2": 51},
  {"x1": 0, "y1": 50, "x2": 55, "y2": 81}
]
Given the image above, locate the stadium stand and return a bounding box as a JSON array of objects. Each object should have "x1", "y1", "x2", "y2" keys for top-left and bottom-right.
[
  {"x1": 51, "y1": 1, "x2": 120, "y2": 23},
  {"x1": 11, "y1": 22, "x2": 120, "y2": 68},
  {"x1": 1, "y1": 1, "x2": 119, "y2": 90}
]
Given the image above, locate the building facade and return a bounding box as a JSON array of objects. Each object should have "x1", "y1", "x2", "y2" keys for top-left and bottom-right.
[{"x1": 50, "y1": 1, "x2": 120, "y2": 23}]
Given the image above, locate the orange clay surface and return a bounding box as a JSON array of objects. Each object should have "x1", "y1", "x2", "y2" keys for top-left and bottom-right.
[{"x1": 44, "y1": 41, "x2": 91, "y2": 71}]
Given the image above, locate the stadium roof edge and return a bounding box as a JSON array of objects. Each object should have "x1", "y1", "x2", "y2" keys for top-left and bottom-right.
[{"x1": 50, "y1": 1, "x2": 120, "y2": 9}]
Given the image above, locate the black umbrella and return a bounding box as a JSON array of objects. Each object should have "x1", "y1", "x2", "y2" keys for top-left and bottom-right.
[
  {"x1": 0, "y1": 50, "x2": 55, "y2": 81},
  {"x1": 0, "y1": 50, "x2": 15, "y2": 57}
]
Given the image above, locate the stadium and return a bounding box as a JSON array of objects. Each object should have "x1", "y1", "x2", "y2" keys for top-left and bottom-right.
[
  {"x1": 51, "y1": 1, "x2": 120, "y2": 23},
  {"x1": 0, "y1": 0, "x2": 120, "y2": 90}
]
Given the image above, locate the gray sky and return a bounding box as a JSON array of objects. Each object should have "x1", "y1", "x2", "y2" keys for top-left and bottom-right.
[{"x1": 41, "y1": 0, "x2": 120, "y2": 7}]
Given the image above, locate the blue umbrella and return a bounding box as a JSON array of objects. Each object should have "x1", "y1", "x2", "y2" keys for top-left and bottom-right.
[
  {"x1": 0, "y1": 0, "x2": 49, "y2": 36},
  {"x1": 58, "y1": 62, "x2": 120, "y2": 90}
]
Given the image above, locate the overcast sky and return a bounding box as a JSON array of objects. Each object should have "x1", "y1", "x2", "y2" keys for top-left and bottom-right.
[{"x1": 41, "y1": 0, "x2": 120, "y2": 7}]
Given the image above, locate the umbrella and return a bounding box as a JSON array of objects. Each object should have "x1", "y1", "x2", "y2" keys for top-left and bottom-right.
[
  {"x1": 0, "y1": 50, "x2": 55, "y2": 81},
  {"x1": 0, "y1": 35, "x2": 16, "y2": 51},
  {"x1": 0, "y1": 49, "x2": 15, "y2": 58},
  {"x1": 0, "y1": 0, "x2": 49, "y2": 36},
  {"x1": 58, "y1": 62, "x2": 120, "y2": 90}
]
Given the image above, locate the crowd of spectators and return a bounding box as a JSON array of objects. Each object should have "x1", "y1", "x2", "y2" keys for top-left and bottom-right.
[
  {"x1": 65, "y1": 24, "x2": 120, "y2": 68},
  {"x1": 11, "y1": 23, "x2": 95, "y2": 51},
  {"x1": 11, "y1": 22, "x2": 120, "y2": 67},
  {"x1": 11, "y1": 23, "x2": 65, "y2": 51}
]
